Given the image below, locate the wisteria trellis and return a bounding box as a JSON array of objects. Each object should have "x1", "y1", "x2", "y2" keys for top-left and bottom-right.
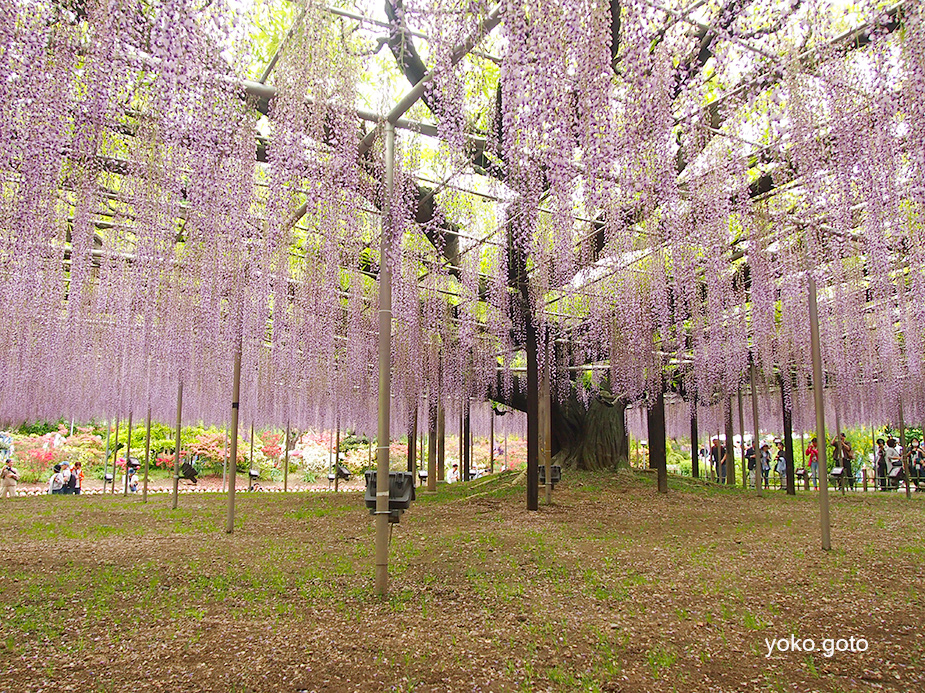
[{"x1": 0, "y1": 0, "x2": 922, "y2": 438}]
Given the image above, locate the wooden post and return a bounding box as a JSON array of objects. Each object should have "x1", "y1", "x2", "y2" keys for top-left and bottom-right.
[
  {"x1": 172, "y1": 382, "x2": 182, "y2": 509},
  {"x1": 690, "y1": 407, "x2": 699, "y2": 479},
  {"x1": 648, "y1": 389, "x2": 668, "y2": 494},
  {"x1": 781, "y1": 384, "x2": 795, "y2": 496}
]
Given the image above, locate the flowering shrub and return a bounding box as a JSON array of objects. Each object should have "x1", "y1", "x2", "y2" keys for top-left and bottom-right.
[{"x1": 259, "y1": 431, "x2": 283, "y2": 465}]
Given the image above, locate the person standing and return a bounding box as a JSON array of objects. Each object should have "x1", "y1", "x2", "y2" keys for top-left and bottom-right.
[
  {"x1": 885, "y1": 437, "x2": 902, "y2": 489},
  {"x1": 875, "y1": 438, "x2": 888, "y2": 491},
  {"x1": 905, "y1": 438, "x2": 923, "y2": 491},
  {"x1": 710, "y1": 438, "x2": 725, "y2": 484},
  {"x1": 72, "y1": 461, "x2": 83, "y2": 495},
  {"x1": 60, "y1": 462, "x2": 75, "y2": 495},
  {"x1": 745, "y1": 441, "x2": 757, "y2": 488},
  {"x1": 0, "y1": 459, "x2": 19, "y2": 498},
  {"x1": 760, "y1": 443, "x2": 772, "y2": 489},
  {"x1": 838, "y1": 434, "x2": 855, "y2": 490},
  {"x1": 48, "y1": 464, "x2": 64, "y2": 494},
  {"x1": 805, "y1": 437, "x2": 819, "y2": 490},
  {"x1": 775, "y1": 444, "x2": 787, "y2": 488}
]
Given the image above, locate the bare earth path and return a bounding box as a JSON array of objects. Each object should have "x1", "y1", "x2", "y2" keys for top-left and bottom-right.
[{"x1": 1, "y1": 471, "x2": 922, "y2": 692}]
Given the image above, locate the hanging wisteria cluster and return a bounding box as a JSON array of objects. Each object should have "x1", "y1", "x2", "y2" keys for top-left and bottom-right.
[{"x1": 0, "y1": 0, "x2": 922, "y2": 441}]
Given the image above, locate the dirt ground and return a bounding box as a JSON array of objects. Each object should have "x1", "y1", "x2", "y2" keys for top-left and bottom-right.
[{"x1": 1, "y1": 470, "x2": 923, "y2": 692}]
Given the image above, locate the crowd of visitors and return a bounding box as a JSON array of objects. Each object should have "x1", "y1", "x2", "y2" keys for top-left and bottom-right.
[
  {"x1": 702, "y1": 432, "x2": 924, "y2": 492},
  {"x1": 47, "y1": 461, "x2": 83, "y2": 494}
]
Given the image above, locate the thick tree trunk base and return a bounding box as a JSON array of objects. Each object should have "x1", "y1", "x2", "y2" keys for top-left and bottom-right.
[{"x1": 551, "y1": 398, "x2": 629, "y2": 471}]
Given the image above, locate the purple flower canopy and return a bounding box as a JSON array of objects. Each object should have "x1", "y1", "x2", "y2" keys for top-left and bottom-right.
[{"x1": 0, "y1": 0, "x2": 922, "y2": 434}]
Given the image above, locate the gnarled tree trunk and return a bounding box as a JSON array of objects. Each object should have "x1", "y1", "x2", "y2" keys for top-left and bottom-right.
[
  {"x1": 550, "y1": 397, "x2": 629, "y2": 471},
  {"x1": 498, "y1": 373, "x2": 630, "y2": 472}
]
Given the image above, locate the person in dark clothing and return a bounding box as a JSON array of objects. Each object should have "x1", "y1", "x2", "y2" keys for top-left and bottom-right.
[
  {"x1": 710, "y1": 438, "x2": 725, "y2": 483},
  {"x1": 907, "y1": 438, "x2": 924, "y2": 491},
  {"x1": 837, "y1": 434, "x2": 855, "y2": 490},
  {"x1": 875, "y1": 438, "x2": 888, "y2": 491},
  {"x1": 745, "y1": 442, "x2": 757, "y2": 488}
]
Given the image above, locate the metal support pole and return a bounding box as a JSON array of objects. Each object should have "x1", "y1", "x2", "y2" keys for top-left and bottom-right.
[
  {"x1": 112, "y1": 417, "x2": 119, "y2": 495},
  {"x1": 690, "y1": 407, "x2": 699, "y2": 479},
  {"x1": 427, "y1": 400, "x2": 437, "y2": 492},
  {"x1": 464, "y1": 400, "x2": 471, "y2": 482},
  {"x1": 834, "y1": 401, "x2": 842, "y2": 463},
  {"x1": 142, "y1": 408, "x2": 151, "y2": 503},
  {"x1": 284, "y1": 421, "x2": 290, "y2": 493},
  {"x1": 781, "y1": 384, "x2": 795, "y2": 496},
  {"x1": 540, "y1": 348, "x2": 552, "y2": 503},
  {"x1": 899, "y1": 399, "x2": 910, "y2": 499},
  {"x1": 374, "y1": 122, "x2": 395, "y2": 597},
  {"x1": 724, "y1": 399, "x2": 735, "y2": 485},
  {"x1": 249, "y1": 422, "x2": 255, "y2": 492},
  {"x1": 808, "y1": 274, "x2": 831, "y2": 550},
  {"x1": 437, "y1": 405, "x2": 445, "y2": 481},
  {"x1": 172, "y1": 382, "x2": 183, "y2": 509},
  {"x1": 750, "y1": 360, "x2": 762, "y2": 497},
  {"x1": 103, "y1": 419, "x2": 111, "y2": 494},
  {"x1": 123, "y1": 411, "x2": 132, "y2": 496},
  {"x1": 737, "y1": 388, "x2": 746, "y2": 488},
  {"x1": 221, "y1": 426, "x2": 228, "y2": 493},
  {"x1": 489, "y1": 409, "x2": 494, "y2": 475},
  {"x1": 335, "y1": 422, "x2": 341, "y2": 493},
  {"x1": 407, "y1": 408, "x2": 417, "y2": 474},
  {"x1": 226, "y1": 346, "x2": 242, "y2": 533},
  {"x1": 648, "y1": 389, "x2": 668, "y2": 494},
  {"x1": 525, "y1": 305, "x2": 539, "y2": 511}
]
